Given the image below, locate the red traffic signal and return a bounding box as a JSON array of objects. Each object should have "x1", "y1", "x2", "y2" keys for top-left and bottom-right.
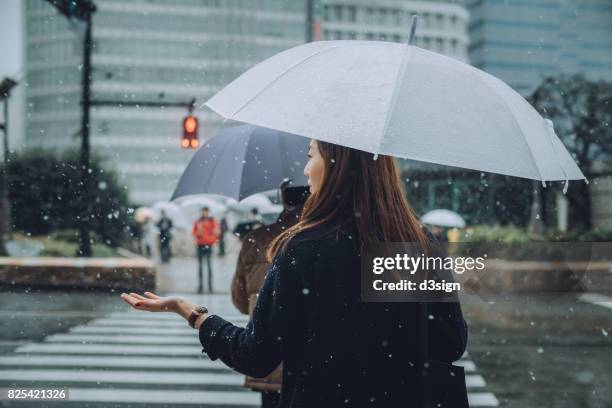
[{"x1": 182, "y1": 115, "x2": 199, "y2": 149}]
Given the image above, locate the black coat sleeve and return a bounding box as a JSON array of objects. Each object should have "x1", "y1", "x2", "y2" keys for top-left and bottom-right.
[
  {"x1": 198, "y1": 241, "x2": 305, "y2": 378},
  {"x1": 425, "y1": 300, "x2": 468, "y2": 363}
]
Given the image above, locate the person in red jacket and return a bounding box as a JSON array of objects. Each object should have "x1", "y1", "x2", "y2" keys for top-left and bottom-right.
[{"x1": 192, "y1": 207, "x2": 220, "y2": 293}]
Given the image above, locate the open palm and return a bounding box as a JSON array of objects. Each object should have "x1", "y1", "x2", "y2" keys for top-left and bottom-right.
[{"x1": 120, "y1": 291, "x2": 180, "y2": 313}]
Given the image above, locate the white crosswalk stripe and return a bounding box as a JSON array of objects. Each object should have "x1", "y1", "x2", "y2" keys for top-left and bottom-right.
[{"x1": 0, "y1": 293, "x2": 499, "y2": 406}]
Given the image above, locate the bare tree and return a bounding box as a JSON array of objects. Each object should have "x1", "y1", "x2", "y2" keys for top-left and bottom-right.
[{"x1": 528, "y1": 74, "x2": 612, "y2": 230}]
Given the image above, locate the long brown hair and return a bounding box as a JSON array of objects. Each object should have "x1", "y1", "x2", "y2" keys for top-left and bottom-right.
[{"x1": 266, "y1": 140, "x2": 431, "y2": 262}]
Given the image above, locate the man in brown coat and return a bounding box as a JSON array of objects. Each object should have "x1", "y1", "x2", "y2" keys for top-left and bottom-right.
[{"x1": 231, "y1": 183, "x2": 308, "y2": 408}]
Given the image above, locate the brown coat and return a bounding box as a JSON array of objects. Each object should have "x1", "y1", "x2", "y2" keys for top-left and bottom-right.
[{"x1": 231, "y1": 209, "x2": 300, "y2": 392}]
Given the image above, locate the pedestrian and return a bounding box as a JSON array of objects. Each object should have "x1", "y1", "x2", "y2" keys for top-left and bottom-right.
[
  {"x1": 143, "y1": 217, "x2": 157, "y2": 258},
  {"x1": 231, "y1": 181, "x2": 309, "y2": 408},
  {"x1": 122, "y1": 139, "x2": 468, "y2": 407},
  {"x1": 431, "y1": 225, "x2": 449, "y2": 243},
  {"x1": 192, "y1": 207, "x2": 220, "y2": 293},
  {"x1": 156, "y1": 210, "x2": 173, "y2": 263},
  {"x1": 218, "y1": 216, "x2": 228, "y2": 256}
]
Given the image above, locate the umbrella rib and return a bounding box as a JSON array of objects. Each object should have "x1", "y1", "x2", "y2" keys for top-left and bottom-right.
[
  {"x1": 379, "y1": 45, "x2": 417, "y2": 158},
  {"x1": 473, "y1": 74, "x2": 544, "y2": 182},
  {"x1": 227, "y1": 43, "x2": 349, "y2": 118},
  {"x1": 543, "y1": 119, "x2": 572, "y2": 194}
]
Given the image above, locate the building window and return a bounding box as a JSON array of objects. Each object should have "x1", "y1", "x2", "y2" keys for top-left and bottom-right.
[
  {"x1": 378, "y1": 9, "x2": 387, "y2": 24},
  {"x1": 392, "y1": 9, "x2": 402, "y2": 25},
  {"x1": 365, "y1": 32, "x2": 374, "y2": 40},
  {"x1": 392, "y1": 34, "x2": 401, "y2": 43},
  {"x1": 347, "y1": 5, "x2": 356, "y2": 22},
  {"x1": 99, "y1": 120, "x2": 109, "y2": 135},
  {"x1": 333, "y1": 5, "x2": 342, "y2": 21}
]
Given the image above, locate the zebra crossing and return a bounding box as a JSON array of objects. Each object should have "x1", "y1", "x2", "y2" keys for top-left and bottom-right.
[{"x1": 0, "y1": 293, "x2": 498, "y2": 407}]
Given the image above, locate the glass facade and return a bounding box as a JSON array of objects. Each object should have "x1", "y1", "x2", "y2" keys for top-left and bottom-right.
[
  {"x1": 467, "y1": 0, "x2": 612, "y2": 95},
  {"x1": 321, "y1": 0, "x2": 470, "y2": 63}
]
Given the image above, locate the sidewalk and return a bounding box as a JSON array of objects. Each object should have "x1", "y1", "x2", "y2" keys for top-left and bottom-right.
[{"x1": 157, "y1": 234, "x2": 243, "y2": 294}]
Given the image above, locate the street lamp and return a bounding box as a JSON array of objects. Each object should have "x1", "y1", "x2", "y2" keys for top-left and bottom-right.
[{"x1": 0, "y1": 77, "x2": 18, "y2": 256}]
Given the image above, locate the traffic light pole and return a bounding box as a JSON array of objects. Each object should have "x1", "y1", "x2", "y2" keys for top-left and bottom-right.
[
  {"x1": 0, "y1": 97, "x2": 10, "y2": 256},
  {"x1": 77, "y1": 10, "x2": 93, "y2": 257},
  {"x1": 0, "y1": 78, "x2": 18, "y2": 257}
]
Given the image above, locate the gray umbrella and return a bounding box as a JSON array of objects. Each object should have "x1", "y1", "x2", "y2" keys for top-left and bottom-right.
[{"x1": 170, "y1": 124, "x2": 309, "y2": 201}]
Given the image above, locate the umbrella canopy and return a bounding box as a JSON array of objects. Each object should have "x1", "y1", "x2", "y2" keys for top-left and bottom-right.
[
  {"x1": 171, "y1": 124, "x2": 309, "y2": 202},
  {"x1": 421, "y1": 209, "x2": 466, "y2": 229},
  {"x1": 230, "y1": 192, "x2": 283, "y2": 214},
  {"x1": 173, "y1": 195, "x2": 228, "y2": 219},
  {"x1": 204, "y1": 40, "x2": 586, "y2": 193}
]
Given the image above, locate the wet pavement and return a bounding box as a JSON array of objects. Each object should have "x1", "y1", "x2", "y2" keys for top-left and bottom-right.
[{"x1": 463, "y1": 295, "x2": 612, "y2": 408}]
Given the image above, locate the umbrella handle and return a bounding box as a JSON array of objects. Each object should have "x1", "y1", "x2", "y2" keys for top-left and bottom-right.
[{"x1": 408, "y1": 15, "x2": 418, "y2": 45}]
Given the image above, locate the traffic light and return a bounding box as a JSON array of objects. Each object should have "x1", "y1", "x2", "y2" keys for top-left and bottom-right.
[
  {"x1": 45, "y1": 0, "x2": 96, "y2": 21},
  {"x1": 182, "y1": 115, "x2": 199, "y2": 149}
]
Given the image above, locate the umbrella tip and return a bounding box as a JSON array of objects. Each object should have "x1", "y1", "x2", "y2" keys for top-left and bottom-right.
[{"x1": 408, "y1": 15, "x2": 418, "y2": 45}]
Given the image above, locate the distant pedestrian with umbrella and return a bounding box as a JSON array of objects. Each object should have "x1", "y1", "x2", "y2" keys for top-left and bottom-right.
[
  {"x1": 420, "y1": 209, "x2": 467, "y2": 244},
  {"x1": 192, "y1": 207, "x2": 220, "y2": 293}
]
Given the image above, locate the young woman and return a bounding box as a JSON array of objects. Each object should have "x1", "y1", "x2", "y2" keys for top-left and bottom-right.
[{"x1": 121, "y1": 139, "x2": 468, "y2": 407}]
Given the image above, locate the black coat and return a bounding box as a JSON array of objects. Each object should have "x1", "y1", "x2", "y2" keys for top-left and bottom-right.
[{"x1": 199, "y1": 223, "x2": 468, "y2": 407}]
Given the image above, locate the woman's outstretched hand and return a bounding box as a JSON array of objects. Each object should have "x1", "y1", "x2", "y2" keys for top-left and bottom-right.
[
  {"x1": 120, "y1": 292, "x2": 207, "y2": 329},
  {"x1": 120, "y1": 291, "x2": 181, "y2": 313}
]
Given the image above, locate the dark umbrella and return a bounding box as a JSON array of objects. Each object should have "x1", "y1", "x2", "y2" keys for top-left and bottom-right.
[{"x1": 170, "y1": 124, "x2": 309, "y2": 201}]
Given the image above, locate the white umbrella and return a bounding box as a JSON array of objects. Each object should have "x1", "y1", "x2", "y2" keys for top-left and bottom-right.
[
  {"x1": 151, "y1": 202, "x2": 190, "y2": 229},
  {"x1": 231, "y1": 193, "x2": 283, "y2": 214},
  {"x1": 421, "y1": 209, "x2": 466, "y2": 229},
  {"x1": 134, "y1": 207, "x2": 155, "y2": 224},
  {"x1": 175, "y1": 195, "x2": 227, "y2": 220},
  {"x1": 204, "y1": 19, "x2": 586, "y2": 194}
]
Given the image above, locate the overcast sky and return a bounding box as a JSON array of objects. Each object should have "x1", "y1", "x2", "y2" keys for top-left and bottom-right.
[{"x1": 0, "y1": 0, "x2": 23, "y2": 79}]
